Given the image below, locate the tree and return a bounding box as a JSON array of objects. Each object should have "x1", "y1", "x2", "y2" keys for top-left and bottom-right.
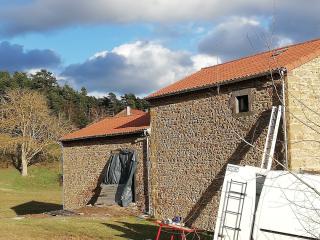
[
  {"x1": 77, "y1": 91, "x2": 90, "y2": 127},
  {"x1": 80, "y1": 87, "x2": 88, "y2": 96},
  {"x1": 31, "y1": 69, "x2": 57, "y2": 91},
  {"x1": 12, "y1": 72, "x2": 31, "y2": 89},
  {"x1": 0, "y1": 71, "x2": 12, "y2": 95},
  {"x1": 121, "y1": 93, "x2": 150, "y2": 111},
  {"x1": 108, "y1": 92, "x2": 124, "y2": 115},
  {"x1": 0, "y1": 70, "x2": 149, "y2": 130},
  {"x1": 0, "y1": 89, "x2": 69, "y2": 176},
  {"x1": 121, "y1": 93, "x2": 137, "y2": 109}
]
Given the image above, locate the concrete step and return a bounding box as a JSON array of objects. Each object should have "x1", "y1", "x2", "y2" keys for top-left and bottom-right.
[{"x1": 95, "y1": 184, "x2": 125, "y2": 206}]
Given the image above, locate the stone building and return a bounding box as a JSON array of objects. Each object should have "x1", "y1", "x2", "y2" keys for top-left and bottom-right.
[
  {"x1": 60, "y1": 108, "x2": 150, "y2": 211},
  {"x1": 146, "y1": 38, "x2": 320, "y2": 230}
]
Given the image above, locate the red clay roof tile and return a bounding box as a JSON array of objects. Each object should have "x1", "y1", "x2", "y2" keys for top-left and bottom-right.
[
  {"x1": 146, "y1": 38, "x2": 320, "y2": 99},
  {"x1": 61, "y1": 109, "x2": 150, "y2": 141}
]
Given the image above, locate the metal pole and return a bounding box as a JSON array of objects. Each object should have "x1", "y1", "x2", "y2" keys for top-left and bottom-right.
[
  {"x1": 58, "y1": 141, "x2": 65, "y2": 210},
  {"x1": 144, "y1": 129, "x2": 152, "y2": 215},
  {"x1": 281, "y1": 72, "x2": 289, "y2": 168}
]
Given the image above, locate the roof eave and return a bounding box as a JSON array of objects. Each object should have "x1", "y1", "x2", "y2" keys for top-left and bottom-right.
[
  {"x1": 146, "y1": 68, "x2": 284, "y2": 101},
  {"x1": 60, "y1": 127, "x2": 148, "y2": 142}
]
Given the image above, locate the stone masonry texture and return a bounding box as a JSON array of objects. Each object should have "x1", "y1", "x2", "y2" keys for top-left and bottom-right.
[
  {"x1": 62, "y1": 135, "x2": 149, "y2": 211},
  {"x1": 149, "y1": 77, "x2": 284, "y2": 231},
  {"x1": 286, "y1": 57, "x2": 320, "y2": 171}
]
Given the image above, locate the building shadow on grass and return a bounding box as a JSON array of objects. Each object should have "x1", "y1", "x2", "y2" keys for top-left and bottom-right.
[
  {"x1": 103, "y1": 221, "x2": 158, "y2": 240},
  {"x1": 103, "y1": 221, "x2": 212, "y2": 240},
  {"x1": 11, "y1": 201, "x2": 62, "y2": 215}
]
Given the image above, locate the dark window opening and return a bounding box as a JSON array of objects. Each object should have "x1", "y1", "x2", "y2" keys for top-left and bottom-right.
[{"x1": 236, "y1": 95, "x2": 249, "y2": 113}]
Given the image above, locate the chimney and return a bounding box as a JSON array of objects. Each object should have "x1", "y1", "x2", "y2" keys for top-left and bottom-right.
[{"x1": 126, "y1": 106, "x2": 131, "y2": 116}]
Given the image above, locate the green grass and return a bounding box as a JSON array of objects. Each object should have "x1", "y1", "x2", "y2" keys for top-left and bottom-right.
[
  {"x1": 0, "y1": 164, "x2": 62, "y2": 218},
  {"x1": 0, "y1": 216, "x2": 212, "y2": 240},
  {"x1": 0, "y1": 164, "x2": 212, "y2": 239},
  {"x1": 0, "y1": 164, "x2": 61, "y2": 191},
  {"x1": 0, "y1": 216, "x2": 161, "y2": 240}
]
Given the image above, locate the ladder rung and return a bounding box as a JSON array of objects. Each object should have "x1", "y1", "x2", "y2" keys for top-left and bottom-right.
[
  {"x1": 228, "y1": 195, "x2": 244, "y2": 200},
  {"x1": 229, "y1": 191, "x2": 246, "y2": 196},
  {"x1": 230, "y1": 180, "x2": 247, "y2": 185},
  {"x1": 225, "y1": 210, "x2": 240, "y2": 215},
  {"x1": 224, "y1": 225, "x2": 241, "y2": 231}
]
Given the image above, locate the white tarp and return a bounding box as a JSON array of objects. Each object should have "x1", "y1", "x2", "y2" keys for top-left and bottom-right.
[
  {"x1": 213, "y1": 164, "x2": 320, "y2": 240},
  {"x1": 252, "y1": 171, "x2": 320, "y2": 240}
]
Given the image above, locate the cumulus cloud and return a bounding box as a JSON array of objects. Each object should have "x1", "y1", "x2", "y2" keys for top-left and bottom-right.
[
  {"x1": 0, "y1": 0, "x2": 318, "y2": 43},
  {"x1": 198, "y1": 17, "x2": 295, "y2": 61},
  {"x1": 62, "y1": 41, "x2": 219, "y2": 95},
  {"x1": 191, "y1": 54, "x2": 221, "y2": 70},
  {"x1": 0, "y1": 41, "x2": 61, "y2": 72}
]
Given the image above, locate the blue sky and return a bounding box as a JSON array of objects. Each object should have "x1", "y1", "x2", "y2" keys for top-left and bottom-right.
[
  {"x1": 0, "y1": 0, "x2": 319, "y2": 96},
  {"x1": 9, "y1": 24, "x2": 155, "y2": 65},
  {"x1": 9, "y1": 22, "x2": 210, "y2": 65}
]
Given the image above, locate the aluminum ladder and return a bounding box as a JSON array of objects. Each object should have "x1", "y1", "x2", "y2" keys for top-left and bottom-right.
[
  {"x1": 217, "y1": 180, "x2": 247, "y2": 240},
  {"x1": 261, "y1": 106, "x2": 282, "y2": 170}
]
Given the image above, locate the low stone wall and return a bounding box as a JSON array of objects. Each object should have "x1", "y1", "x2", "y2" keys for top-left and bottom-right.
[
  {"x1": 62, "y1": 135, "x2": 148, "y2": 211},
  {"x1": 149, "y1": 77, "x2": 284, "y2": 230}
]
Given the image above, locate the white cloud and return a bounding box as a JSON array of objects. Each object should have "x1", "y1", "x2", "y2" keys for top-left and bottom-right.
[
  {"x1": 87, "y1": 91, "x2": 108, "y2": 98},
  {"x1": 62, "y1": 41, "x2": 219, "y2": 96},
  {"x1": 26, "y1": 68, "x2": 42, "y2": 75},
  {"x1": 275, "y1": 37, "x2": 293, "y2": 48},
  {"x1": 89, "y1": 50, "x2": 108, "y2": 60},
  {"x1": 236, "y1": 17, "x2": 260, "y2": 26},
  {"x1": 191, "y1": 54, "x2": 221, "y2": 70}
]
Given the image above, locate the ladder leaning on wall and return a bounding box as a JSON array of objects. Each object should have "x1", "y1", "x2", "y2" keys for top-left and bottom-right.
[{"x1": 261, "y1": 105, "x2": 283, "y2": 170}]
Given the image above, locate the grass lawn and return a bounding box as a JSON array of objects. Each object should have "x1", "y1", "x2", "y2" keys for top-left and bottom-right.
[
  {"x1": 0, "y1": 165, "x2": 62, "y2": 218},
  {"x1": 0, "y1": 164, "x2": 212, "y2": 240},
  {"x1": 0, "y1": 216, "x2": 161, "y2": 240}
]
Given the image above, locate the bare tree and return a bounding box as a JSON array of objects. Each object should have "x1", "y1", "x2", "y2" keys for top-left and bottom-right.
[{"x1": 0, "y1": 89, "x2": 70, "y2": 176}]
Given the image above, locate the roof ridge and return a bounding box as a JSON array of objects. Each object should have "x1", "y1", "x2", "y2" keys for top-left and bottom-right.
[
  {"x1": 113, "y1": 109, "x2": 146, "y2": 117},
  {"x1": 77, "y1": 110, "x2": 146, "y2": 128},
  {"x1": 201, "y1": 37, "x2": 320, "y2": 70},
  {"x1": 112, "y1": 112, "x2": 146, "y2": 119}
]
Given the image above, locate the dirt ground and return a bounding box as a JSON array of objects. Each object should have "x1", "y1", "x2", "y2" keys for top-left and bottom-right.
[
  {"x1": 76, "y1": 205, "x2": 142, "y2": 218},
  {"x1": 24, "y1": 205, "x2": 145, "y2": 219}
]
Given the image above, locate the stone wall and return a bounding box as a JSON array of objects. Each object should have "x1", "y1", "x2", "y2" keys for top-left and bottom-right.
[
  {"x1": 62, "y1": 135, "x2": 149, "y2": 211},
  {"x1": 149, "y1": 77, "x2": 284, "y2": 230},
  {"x1": 286, "y1": 57, "x2": 320, "y2": 171}
]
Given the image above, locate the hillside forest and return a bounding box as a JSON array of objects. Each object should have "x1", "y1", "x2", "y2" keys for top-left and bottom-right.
[{"x1": 0, "y1": 69, "x2": 149, "y2": 175}]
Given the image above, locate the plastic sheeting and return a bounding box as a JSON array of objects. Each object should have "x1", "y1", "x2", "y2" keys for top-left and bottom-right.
[{"x1": 103, "y1": 149, "x2": 137, "y2": 207}]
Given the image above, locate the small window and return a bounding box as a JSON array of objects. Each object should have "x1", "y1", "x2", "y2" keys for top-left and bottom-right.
[
  {"x1": 231, "y1": 88, "x2": 252, "y2": 115},
  {"x1": 236, "y1": 95, "x2": 249, "y2": 113}
]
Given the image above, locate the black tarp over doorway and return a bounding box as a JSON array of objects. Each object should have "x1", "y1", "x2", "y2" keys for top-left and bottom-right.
[{"x1": 103, "y1": 149, "x2": 137, "y2": 207}]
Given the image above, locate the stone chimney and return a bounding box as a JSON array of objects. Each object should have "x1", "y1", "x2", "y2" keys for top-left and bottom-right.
[{"x1": 126, "y1": 106, "x2": 131, "y2": 116}]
